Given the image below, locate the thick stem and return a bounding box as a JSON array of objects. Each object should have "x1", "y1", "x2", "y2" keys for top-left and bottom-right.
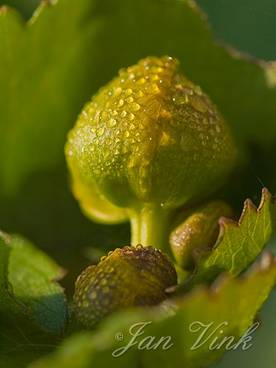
[{"x1": 128, "y1": 205, "x2": 171, "y2": 251}]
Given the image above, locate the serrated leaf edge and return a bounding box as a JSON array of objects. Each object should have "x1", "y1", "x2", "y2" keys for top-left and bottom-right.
[{"x1": 215, "y1": 187, "x2": 271, "y2": 248}]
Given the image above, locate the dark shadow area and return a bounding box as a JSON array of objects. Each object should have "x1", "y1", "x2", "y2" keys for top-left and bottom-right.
[
  {"x1": 0, "y1": 163, "x2": 130, "y2": 294},
  {"x1": 0, "y1": 307, "x2": 62, "y2": 368}
]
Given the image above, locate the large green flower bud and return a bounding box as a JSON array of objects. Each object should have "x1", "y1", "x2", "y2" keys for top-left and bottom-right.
[{"x1": 66, "y1": 56, "x2": 236, "y2": 249}]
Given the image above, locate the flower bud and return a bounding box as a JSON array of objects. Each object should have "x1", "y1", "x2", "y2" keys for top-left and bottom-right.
[
  {"x1": 66, "y1": 56, "x2": 236, "y2": 224},
  {"x1": 170, "y1": 201, "x2": 233, "y2": 269},
  {"x1": 73, "y1": 245, "x2": 177, "y2": 327}
]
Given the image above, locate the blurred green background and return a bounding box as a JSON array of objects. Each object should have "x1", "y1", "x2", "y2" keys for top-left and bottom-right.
[
  {"x1": 0, "y1": 1, "x2": 275, "y2": 367},
  {"x1": 3, "y1": 0, "x2": 276, "y2": 60}
]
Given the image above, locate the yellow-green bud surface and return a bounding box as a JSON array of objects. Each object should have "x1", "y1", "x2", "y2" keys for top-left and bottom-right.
[{"x1": 66, "y1": 56, "x2": 236, "y2": 249}]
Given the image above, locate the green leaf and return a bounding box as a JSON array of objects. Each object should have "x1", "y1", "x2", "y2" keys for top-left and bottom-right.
[
  {"x1": 29, "y1": 252, "x2": 276, "y2": 368},
  {"x1": 0, "y1": 232, "x2": 67, "y2": 333},
  {"x1": 214, "y1": 292, "x2": 276, "y2": 368},
  {"x1": 0, "y1": 0, "x2": 40, "y2": 19},
  {"x1": 0, "y1": 0, "x2": 98, "y2": 194},
  {"x1": 193, "y1": 188, "x2": 273, "y2": 283},
  {"x1": 1, "y1": 0, "x2": 276, "y2": 196}
]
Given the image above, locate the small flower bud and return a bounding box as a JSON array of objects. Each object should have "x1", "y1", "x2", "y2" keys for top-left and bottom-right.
[
  {"x1": 170, "y1": 201, "x2": 233, "y2": 270},
  {"x1": 73, "y1": 245, "x2": 177, "y2": 327}
]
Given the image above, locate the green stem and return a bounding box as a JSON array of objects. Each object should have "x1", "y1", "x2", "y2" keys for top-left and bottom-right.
[{"x1": 128, "y1": 205, "x2": 171, "y2": 251}]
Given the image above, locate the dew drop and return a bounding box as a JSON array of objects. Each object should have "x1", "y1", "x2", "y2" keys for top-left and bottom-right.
[
  {"x1": 101, "y1": 111, "x2": 108, "y2": 120},
  {"x1": 108, "y1": 118, "x2": 117, "y2": 127},
  {"x1": 132, "y1": 103, "x2": 141, "y2": 111},
  {"x1": 97, "y1": 127, "x2": 105, "y2": 136},
  {"x1": 122, "y1": 145, "x2": 129, "y2": 154},
  {"x1": 126, "y1": 96, "x2": 134, "y2": 103},
  {"x1": 190, "y1": 96, "x2": 208, "y2": 113},
  {"x1": 118, "y1": 99, "x2": 124, "y2": 107},
  {"x1": 128, "y1": 159, "x2": 136, "y2": 168},
  {"x1": 138, "y1": 78, "x2": 146, "y2": 85},
  {"x1": 148, "y1": 83, "x2": 160, "y2": 94},
  {"x1": 150, "y1": 74, "x2": 159, "y2": 81},
  {"x1": 136, "y1": 90, "x2": 144, "y2": 97},
  {"x1": 89, "y1": 145, "x2": 95, "y2": 153},
  {"x1": 121, "y1": 110, "x2": 127, "y2": 118},
  {"x1": 152, "y1": 66, "x2": 164, "y2": 73}
]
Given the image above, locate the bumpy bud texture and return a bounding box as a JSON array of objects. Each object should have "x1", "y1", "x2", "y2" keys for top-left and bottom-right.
[
  {"x1": 73, "y1": 245, "x2": 177, "y2": 327},
  {"x1": 66, "y1": 56, "x2": 236, "y2": 223}
]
